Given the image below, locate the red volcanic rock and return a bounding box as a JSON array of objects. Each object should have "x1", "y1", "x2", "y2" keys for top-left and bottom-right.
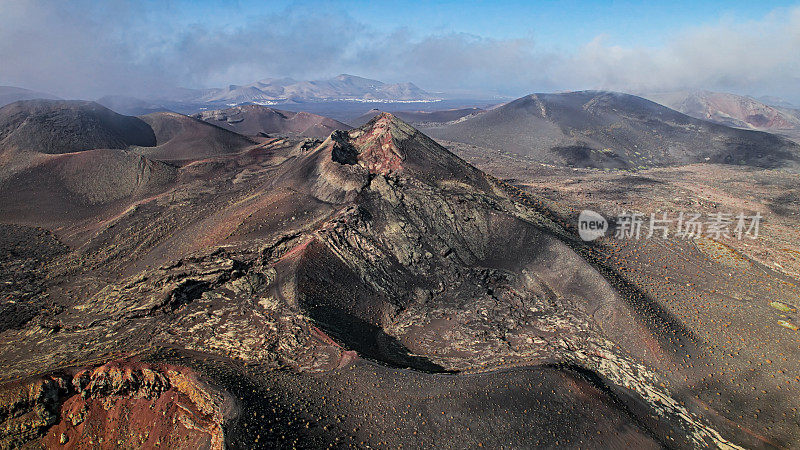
[
  {"x1": 346, "y1": 112, "x2": 491, "y2": 185},
  {"x1": 0, "y1": 361, "x2": 231, "y2": 449},
  {"x1": 278, "y1": 112, "x2": 489, "y2": 205},
  {"x1": 350, "y1": 113, "x2": 406, "y2": 175},
  {"x1": 71, "y1": 361, "x2": 170, "y2": 399}
]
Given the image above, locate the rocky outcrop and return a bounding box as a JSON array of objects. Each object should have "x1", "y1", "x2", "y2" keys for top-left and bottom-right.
[
  {"x1": 0, "y1": 361, "x2": 231, "y2": 449},
  {"x1": 0, "y1": 376, "x2": 68, "y2": 448},
  {"x1": 289, "y1": 114, "x2": 743, "y2": 447}
]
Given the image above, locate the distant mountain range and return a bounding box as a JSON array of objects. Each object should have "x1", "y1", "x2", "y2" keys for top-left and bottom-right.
[
  {"x1": 0, "y1": 86, "x2": 60, "y2": 106},
  {"x1": 757, "y1": 95, "x2": 799, "y2": 110},
  {"x1": 644, "y1": 90, "x2": 800, "y2": 132},
  {"x1": 1, "y1": 75, "x2": 442, "y2": 118},
  {"x1": 155, "y1": 74, "x2": 440, "y2": 106}
]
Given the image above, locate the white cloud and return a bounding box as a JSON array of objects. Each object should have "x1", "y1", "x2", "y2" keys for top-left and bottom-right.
[
  {"x1": 557, "y1": 7, "x2": 800, "y2": 99},
  {"x1": 1, "y1": 1, "x2": 798, "y2": 102}
]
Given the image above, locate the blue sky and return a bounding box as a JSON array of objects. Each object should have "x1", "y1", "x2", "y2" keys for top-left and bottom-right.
[
  {"x1": 170, "y1": 0, "x2": 798, "y2": 48},
  {"x1": 2, "y1": 0, "x2": 800, "y2": 101}
]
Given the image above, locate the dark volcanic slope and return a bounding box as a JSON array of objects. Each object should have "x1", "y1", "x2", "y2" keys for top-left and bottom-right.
[
  {"x1": 192, "y1": 104, "x2": 352, "y2": 139},
  {"x1": 351, "y1": 107, "x2": 484, "y2": 127},
  {"x1": 205, "y1": 357, "x2": 665, "y2": 448},
  {"x1": 0, "y1": 149, "x2": 176, "y2": 225},
  {"x1": 0, "y1": 104, "x2": 247, "y2": 225},
  {"x1": 423, "y1": 91, "x2": 800, "y2": 169},
  {"x1": 0, "y1": 113, "x2": 753, "y2": 448},
  {"x1": 135, "y1": 111, "x2": 256, "y2": 162},
  {"x1": 0, "y1": 86, "x2": 60, "y2": 107},
  {"x1": 0, "y1": 100, "x2": 156, "y2": 155}
]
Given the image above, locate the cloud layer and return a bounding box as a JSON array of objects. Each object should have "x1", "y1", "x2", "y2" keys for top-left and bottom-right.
[{"x1": 1, "y1": 1, "x2": 799, "y2": 102}]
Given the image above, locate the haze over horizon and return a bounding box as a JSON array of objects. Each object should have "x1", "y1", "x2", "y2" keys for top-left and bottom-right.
[{"x1": 2, "y1": 0, "x2": 800, "y2": 103}]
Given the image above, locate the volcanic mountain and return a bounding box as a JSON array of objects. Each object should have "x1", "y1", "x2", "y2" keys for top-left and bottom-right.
[
  {"x1": 134, "y1": 111, "x2": 256, "y2": 163},
  {"x1": 645, "y1": 90, "x2": 800, "y2": 131},
  {"x1": 2, "y1": 110, "x2": 787, "y2": 447},
  {"x1": 0, "y1": 100, "x2": 259, "y2": 167},
  {"x1": 422, "y1": 91, "x2": 800, "y2": 169},
  {"x1": 0, "y1": 102, "x2": 256, "y2": 225},
  {"x1": 0, "y1": 100, "x2": 156, "y2": 157},
  {"x1": 0, "y1": 86, "x2": 61, "y2": 107},
  {"x1": 192, "y1": 104, "x2": 351, "y2": 139}
]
